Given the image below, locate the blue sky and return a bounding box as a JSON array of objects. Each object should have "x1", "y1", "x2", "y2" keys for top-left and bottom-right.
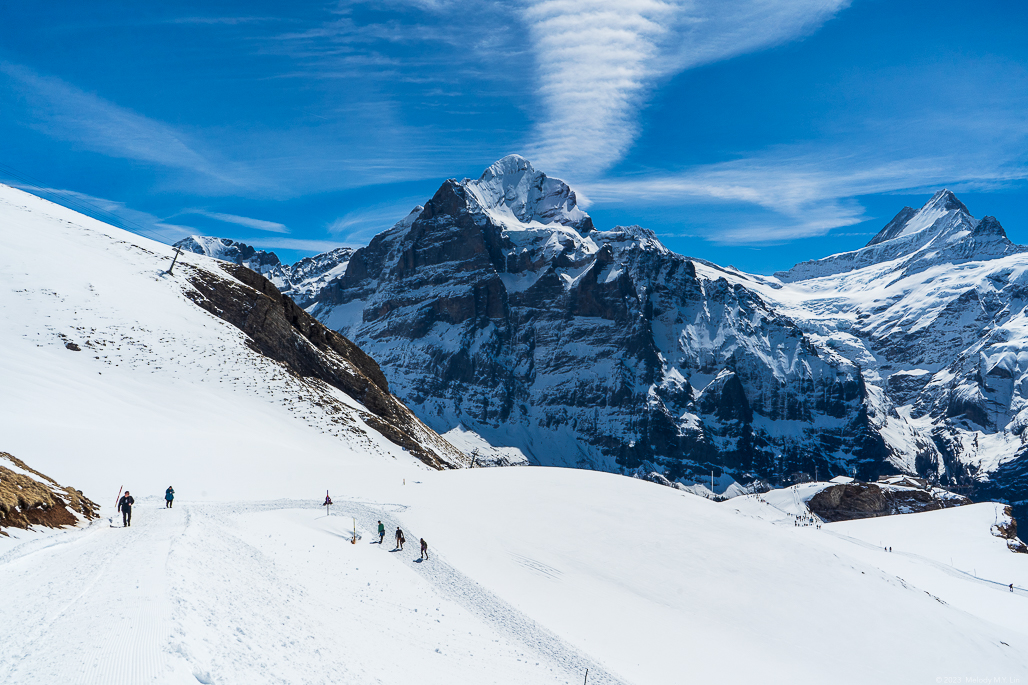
[{"x1": 1, "y1": 0, "x2": 1026, "y2": 273}]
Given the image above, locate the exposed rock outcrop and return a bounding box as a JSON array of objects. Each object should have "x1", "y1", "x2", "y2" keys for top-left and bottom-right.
[
  {"x1": 808, "y1": 482, "x2": 970, "y2": 522},
  {"x1": 0, "y1": 452, "x2": 99, "y2": 534},
  {"x1": 992, "y1": 506, "x2": 1027, "y2": 553},
  {"x1": 182, "y1": 261, "x2": 463, "y2": 469}
]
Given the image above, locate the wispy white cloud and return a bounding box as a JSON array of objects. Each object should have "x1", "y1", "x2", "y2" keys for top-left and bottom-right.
[
  {"x1": 0, "y1": 63, "x2": 253, "y2": 189},
  {"x1": 10, "y1": 184, "x2": 199, "y2": 244},
  {"x1": 327, "y1": 197, "x2": 425, "y2": 245},
  {"x1": 585, "y1": 147, "x2": 1028, "y2": 244},
  {"x1": 524, "y1": 0, "x2": 849, "y2": 175},
  {"x1": 181, "y1": 209, "x2": 290, "y2": 234}
]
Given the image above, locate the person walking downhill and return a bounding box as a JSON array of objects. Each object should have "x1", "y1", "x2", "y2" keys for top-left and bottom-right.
[
  {"x1": 165, "y1": 486, "x2": 175, "y2": 509},
  {"x1": 395, "y1": 527, "x2": 405, "y2": 550},
  {"x1": 378, "y1": 521, "x2": 386, "y2": 544},
  {"x1": 118, "y1": 491, "x2": 135, "y2": 527},
  {"x1": 420, "y1": 538, "x2": 428, "y2": 560}
]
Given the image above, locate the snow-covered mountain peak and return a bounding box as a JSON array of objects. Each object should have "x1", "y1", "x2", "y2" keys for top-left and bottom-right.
[
  {"x1": 777, "y1": 190, "x2": 1023, "y2": 282},
  {"x1": 175, "y1": 235, "x2": 290, "y2": 288},
  {"x1": 925, "y1": 188, "x2": 970, "y2": 214},
  {"x1": 175, "y1": 235, "x2": 279, "y2": 266},
  {"x1": 397, "y1": 204, "x2": 424, "y2": 229},
  {"x1": 865, "y1": 189, "x2": 972, "y2": 247},
  {"x1": 465, "y1": 154, "x2": 593, "y2": 234}
]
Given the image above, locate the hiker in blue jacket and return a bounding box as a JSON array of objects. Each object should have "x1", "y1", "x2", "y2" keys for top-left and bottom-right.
[{"x1": 165, "y1": 486, "x2": 175, "y2": 509}]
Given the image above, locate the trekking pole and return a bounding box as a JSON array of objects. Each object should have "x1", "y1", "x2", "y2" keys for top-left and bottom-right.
[{"x1": 583, "y1": 668, "x2": 588, "y2": 684}]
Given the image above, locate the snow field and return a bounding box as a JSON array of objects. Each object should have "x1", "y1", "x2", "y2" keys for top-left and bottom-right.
[
  {"x1": 0, "y1": 185, "x2": 433, "y2": 505},
  {"x1": 0, "y1": 500, "x2": 604, "y2": 685},
  {"x1": 3, "y1": 183, "x2": 1028, "y2": 684},
  {"x1": 400, "y1": 467, "x2": 1028, "y2": 685}
]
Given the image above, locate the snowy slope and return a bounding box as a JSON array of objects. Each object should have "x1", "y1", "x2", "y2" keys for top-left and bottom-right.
[
  {"x1": 401, "y1": 468, "x2": 1028, "y2": 684},
  {"x1": 1, "y1": 471, "x2": 1025, "y2": 685},
  {"x1": 0, "y1": 501, "x2": 603, "y2": 685},
  {"x1": 0, "y1": 183, "x2": 457, "y2": 504}
]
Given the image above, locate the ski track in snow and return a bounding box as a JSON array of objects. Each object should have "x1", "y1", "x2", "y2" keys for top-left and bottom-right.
[
  {"x1": 0, "y1": 507, "x2": 174, "y2": 684},
  {"x1": 0, "y1": 500, "x2": 624, "y2": 685}
]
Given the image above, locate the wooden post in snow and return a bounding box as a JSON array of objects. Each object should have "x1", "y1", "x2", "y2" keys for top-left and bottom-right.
[{"x1": 167, "y1": 247, "x2": 183, "y2": 276}]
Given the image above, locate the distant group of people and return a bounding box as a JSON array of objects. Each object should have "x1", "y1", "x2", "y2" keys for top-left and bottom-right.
[
  {"x1": 115, "y1": 486, "x2": 174, "y2": 527},
  {"x1": 793, "y1": 514, "x2": 820, "y2": 529},
  {"x1": 114, "y1": 491, "x2": 432, "y2": 562},
  {"x1": 378, "y1": 520, "x2": 428, "y2": 560}
]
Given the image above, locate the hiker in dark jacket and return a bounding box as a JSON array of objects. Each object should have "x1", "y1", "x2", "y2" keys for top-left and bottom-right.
[
  {"x1": 118, "y1": 492, "x2": 135, "y2": 527},
  {"x1": 165, "y1": 486, "x2": 175, "y2": 509},
  {"x1": 420, "y1": 538, "x2": 428, "y2": 560},
  {"x1": 378, "y1": 521, "x2": 386, "y2": 544},
  {"x1": 395, "y1": 527, "x2": 405, "y2": 550}
]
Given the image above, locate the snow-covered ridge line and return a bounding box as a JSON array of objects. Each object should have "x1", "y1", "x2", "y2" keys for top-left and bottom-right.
[{"x1": 174, "y1": 235, "x2": 353, "y2": 306}]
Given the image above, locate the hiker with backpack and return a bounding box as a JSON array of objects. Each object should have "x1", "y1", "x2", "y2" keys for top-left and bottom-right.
[
  {"x1": 165, "y1": 486, "x2": 175, "y2": 509},
  {"x1": 118, "y1": 491, "x2": 135, "y2": 527},
  {"x1": 378, "y1": 521, "x2": 385, "y2": 544},
  {"x1": 420, "y1": 538, "x2": 428, "y2": 560},
  {"x1": 395, "y1": 527, "x2": 405, "y2": 550}
]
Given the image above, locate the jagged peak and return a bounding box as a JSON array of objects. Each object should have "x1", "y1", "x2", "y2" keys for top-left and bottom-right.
[
  {"x1": 778, "y1": 190, "x2": 1021, "y2": 282},
  {"x1": 465, "y1": 155, "x2": 592, "y2": 233},
  {"x1": 864, "y1": 189, "x2": 972, "y2": 248},
  {"x1": 478, "y1": 154, "x2": 535, "y2": 182},
  {"x1": 396, "y1": 205, "x2": 424, "y2": 230},
  {"x1": 924, "y1": 188, "x2": 970, "y2": 215},
  {"x1": 174, "y1": 235, "x2": 268, "y2": 262}
]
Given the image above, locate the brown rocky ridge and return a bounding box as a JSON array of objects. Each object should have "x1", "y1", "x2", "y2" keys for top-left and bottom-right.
[
  {"x1": 180, "y1": 261, "x2": 464, "y2": 469},
  {"x1": 0, "y1": 452, "x2": 99, "y2": 534},
  {"x1": 992, "y1": 506, "x2": 1028, "y2": 554},
  {"x1": 808, "y1": 480, "x2": 970, "y2": 523}
]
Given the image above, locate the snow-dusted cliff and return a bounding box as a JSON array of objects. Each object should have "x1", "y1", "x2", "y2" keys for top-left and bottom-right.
[
  {"x1": 296, "y1": 158, "x2": 1028, "y2": 520},
  {"x1": 303, "y1": 159, "x2": 881, "y2": 485}
]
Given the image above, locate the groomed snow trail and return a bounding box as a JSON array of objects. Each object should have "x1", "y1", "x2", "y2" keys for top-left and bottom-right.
[
  {"x1": 0, "y1": 500, "x2": 623, "y2": 685},
  {"x1": 0, "y1": 501, "x2": 176, "y2": 684}
]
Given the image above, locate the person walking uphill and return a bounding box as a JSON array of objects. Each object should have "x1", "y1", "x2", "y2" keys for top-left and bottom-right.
[
  {"x1": 378, "y1": 521, "x2": 385, "y2": 544},
  {"x1": 420, "y1": 538, "x2": 428, "y2": 560},
  {"x1": 118, "y1": 491, "x2": 135, "y2": 527},
  {"x1": 395, "y1": 527, "x2": 405, "y2": 550},
  {"x1": 165, "y1": 486, "x2": 175, "y2": 509}
]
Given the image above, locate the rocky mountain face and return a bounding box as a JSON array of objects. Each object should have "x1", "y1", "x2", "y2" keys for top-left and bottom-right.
[
  {"x1": 182, "y1": 261, "x2": 462, "y2": 469},
  {"x1": 306, "y1": 157, "x2": 901, "y2": 489},
  {"x1": 174, "y1": 236, "x2": 352, "y2": 307},
  {"x1": 187, "y1": 158, "x2": 1028, "y2": 521}
]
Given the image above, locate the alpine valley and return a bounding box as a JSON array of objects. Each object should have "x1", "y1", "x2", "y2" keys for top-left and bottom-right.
[
  {"x1": 202, "y1": 155, "x2": 1028, "y2": 519},
  {"x1": 2, "y1": 163, "x2": 1027, "y2": 685}
]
